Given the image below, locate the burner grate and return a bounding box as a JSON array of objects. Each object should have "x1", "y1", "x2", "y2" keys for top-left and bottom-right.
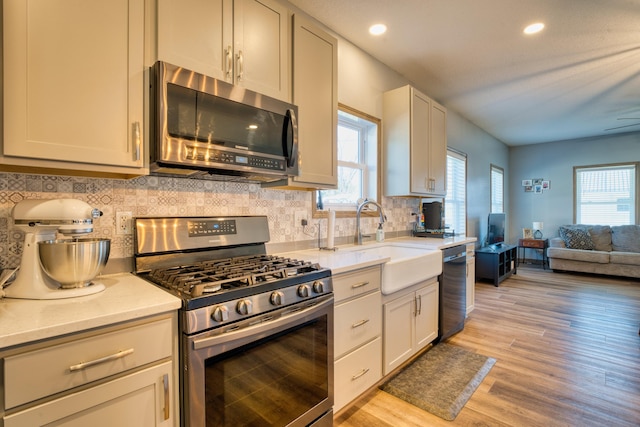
[{"x1": 148, "y1": 255, "x2": 322, "y2": 297}]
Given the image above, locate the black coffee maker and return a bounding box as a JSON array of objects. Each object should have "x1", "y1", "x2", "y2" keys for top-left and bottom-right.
[{"x1": 422, "y1": 201, "x2": 443, "y2": 230}]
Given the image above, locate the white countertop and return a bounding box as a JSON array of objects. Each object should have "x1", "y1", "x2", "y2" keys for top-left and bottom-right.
[
  {"x1": 0, "y1": 273, "x2": 182, "y2": 350},
  {"x1": 275, "y1": 235, "x2": 477, "y2": 275}
]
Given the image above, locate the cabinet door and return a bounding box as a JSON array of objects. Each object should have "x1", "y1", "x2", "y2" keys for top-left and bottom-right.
[
  {"x1": 383, "y1": 292, "x2": 416, "y2": 374},
  {"x1": 290, "y1": 14, "x2": 338, "y2": 188},
  {"x1": 410, "y1": 89, "x2": 431, "y2": 194},
  {"x1": 157, "y1": 0, "x2": 233, "y2": 81},
  {"x1": 234, "y1": 0, "x2": 290, "y2": 101},
  {"x1": 3, "y1": 0, "x2": 145, "y2": 171},
  {"x1": 415, "y1": 283, "x2": 439, "y2": 348},
  {"x1": 466, "y1": 256, "x2": 476, "y2": 315},
  {"x1": 4, "y1": 362, "x2": 174, "y2": 427},
  {"x1": 429, "y1": 100, "x2": 447, "y2": 196}
]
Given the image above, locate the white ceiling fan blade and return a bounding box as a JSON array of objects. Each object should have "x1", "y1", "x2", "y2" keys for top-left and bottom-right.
[{"x1": 604, "y1": 122, "x2": 640, "y2": 131}]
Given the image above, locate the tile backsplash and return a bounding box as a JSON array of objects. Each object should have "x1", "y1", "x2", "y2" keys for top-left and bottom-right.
[{"x1": 0, "y1": 173, "x2": 420, "y2": 271}]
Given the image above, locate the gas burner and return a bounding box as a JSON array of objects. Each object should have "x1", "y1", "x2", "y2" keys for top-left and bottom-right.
[{"x1": 148, "y1": 254, "x2": 323, "y2": 297}]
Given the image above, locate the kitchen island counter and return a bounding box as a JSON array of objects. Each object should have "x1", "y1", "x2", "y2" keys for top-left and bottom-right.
[{"x1": 0, "y1": 273, "x2": 181, "y2": 350}]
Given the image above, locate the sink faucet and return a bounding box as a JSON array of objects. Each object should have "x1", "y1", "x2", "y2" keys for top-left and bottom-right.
[{"x1": 354, "y1": 199, "x2": 387, "y2": 245}]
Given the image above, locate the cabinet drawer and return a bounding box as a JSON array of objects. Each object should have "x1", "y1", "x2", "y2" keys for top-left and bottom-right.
[
  {"x1": 334, "y1": 291, "x2": 382, "y2": 358},
  {"x1": 519, "y1": 239, "x2": 546, "y2": 249},
  {"x1": 333, "y1": 266, "x2": 381, "y2": 303},
  {"x1": 4, "y1": 318, "x2": 173, "y2": 409},
  {"x1": 334, "y1": 337, "x2": 382, "y2": 412}
]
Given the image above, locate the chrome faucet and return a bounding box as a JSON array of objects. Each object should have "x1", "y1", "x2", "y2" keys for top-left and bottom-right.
[{"x1": 354, "y1": 199, "x2": 387, "y2": 245}]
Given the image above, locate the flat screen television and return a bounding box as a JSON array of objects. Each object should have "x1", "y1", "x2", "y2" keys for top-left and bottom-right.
[{"x1": 487, "y1": 213, "x2": 506, "y2": 246}]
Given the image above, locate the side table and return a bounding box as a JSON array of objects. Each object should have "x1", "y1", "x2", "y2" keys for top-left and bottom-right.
[{"x1": 518, "y1": 238, "x2": 549, "y2": 269}]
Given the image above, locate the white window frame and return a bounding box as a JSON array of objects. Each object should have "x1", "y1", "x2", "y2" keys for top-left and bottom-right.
[
  {"x1": 314, "y1": 105, "x2": 380, "y2": 216},
  {"x1": 574, "y1": 163, "x2": 638, "y2": 225},
  {"x1": 490, "y1": 164, "x2": 504, "y2": 213},
  {"x1": 445, "y1": 149, "x2": 467, "y2": 235}
]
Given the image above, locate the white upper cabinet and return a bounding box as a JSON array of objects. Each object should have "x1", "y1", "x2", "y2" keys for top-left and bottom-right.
[
  {"x1": 383, "y1": 85, "x2": 447, "y2": 197},
  {"x1": 157, "y1": 0, "x2": 290, "y2": 101},
  {"x1": 2, "y1": 0, "x2": 147, "y2": 177},
  {"x1": 263, "y1": 13, "x2": 338, "y2": 189}
]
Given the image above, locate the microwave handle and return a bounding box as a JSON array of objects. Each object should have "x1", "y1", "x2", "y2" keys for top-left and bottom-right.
[{"x1": 284, "y1": 108, "x2": 299, "y2": 168}]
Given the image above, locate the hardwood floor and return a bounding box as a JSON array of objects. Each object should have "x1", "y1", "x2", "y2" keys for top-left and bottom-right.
[{"x1": 335, "y1": 267, "x2": 640, "y2": 426}]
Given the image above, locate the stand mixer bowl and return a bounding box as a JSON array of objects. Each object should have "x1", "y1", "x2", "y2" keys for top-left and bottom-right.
[{"x1": 38, "y1": 238, "x2": 111, "y2": 288}]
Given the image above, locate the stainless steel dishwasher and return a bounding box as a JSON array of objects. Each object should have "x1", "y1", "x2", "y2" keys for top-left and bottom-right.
[{"x1": 438, "y1": 245, "x2": 467, "y2": 341}]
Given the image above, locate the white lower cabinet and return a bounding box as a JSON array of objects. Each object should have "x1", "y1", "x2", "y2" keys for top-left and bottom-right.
[
  {"x1": 383, "y1": 278, "x2": 439, "y2": 375},
  {"x1": 466, "y1": 243, "x2": 476, "y2": 316},
  {"x1": 333, "y1": 266, "x2": 382, "y2": 412},
  {"x1": 1, "y1": 315, "x2": 176, "y2": 427}
]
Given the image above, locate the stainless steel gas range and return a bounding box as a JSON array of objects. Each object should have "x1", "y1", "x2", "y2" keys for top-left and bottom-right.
[{"x1": 133, "y1": 216, "x2": 334, "y2": 427}]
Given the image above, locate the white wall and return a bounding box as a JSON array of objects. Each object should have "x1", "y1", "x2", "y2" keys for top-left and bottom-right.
[{"x1": 509, "y1": 131, "x2": 640, "y2": 243}]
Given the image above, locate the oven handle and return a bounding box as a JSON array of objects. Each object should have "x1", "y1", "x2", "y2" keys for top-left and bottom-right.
[{"x1": 192, "y1": 295, "x2": 333, "y2": 351}]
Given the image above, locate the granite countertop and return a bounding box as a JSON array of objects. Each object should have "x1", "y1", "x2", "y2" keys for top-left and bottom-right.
[
  {"x1": 275, "y1": 236, "x2": 477, "y2": 275},
  {"x1": 0, "y1": 273, "x2": 182, "y2": 350}
]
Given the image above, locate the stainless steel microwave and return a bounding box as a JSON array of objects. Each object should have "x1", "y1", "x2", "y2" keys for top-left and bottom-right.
[{"x1": 150, "y1": 61, "x2": 299, "y2": 181}]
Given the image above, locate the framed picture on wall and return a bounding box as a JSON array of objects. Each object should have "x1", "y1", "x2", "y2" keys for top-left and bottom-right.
[
  {"x1": 522, "y1": 179, "x2": 532, "y2": 186},
  {"x1": 524, "y1": 185, "x2": 533, "y2": 192},
  {"x1": 542, "y1": 180, "x2": 550, "y2": 189},
  {"x1": 532, "y1": 178, "x2": 543, "y2": 185},
  {"x1": 523, "y1": 228, "x2": 534, "y2": 239},
  {"x1": 534, "y1": 184, "x2": 543, "y2": 193}
]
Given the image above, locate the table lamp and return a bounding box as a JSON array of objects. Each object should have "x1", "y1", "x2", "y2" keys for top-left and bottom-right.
[{"x1": 532, "y1": 222, "x2": 543, "y2": 239}]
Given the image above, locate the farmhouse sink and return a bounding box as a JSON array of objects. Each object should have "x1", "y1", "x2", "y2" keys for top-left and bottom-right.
[{"x1": 350, "y1": 244, "x2": 442, "y2": 295}]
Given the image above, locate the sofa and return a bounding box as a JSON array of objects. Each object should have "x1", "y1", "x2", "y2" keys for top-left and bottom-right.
[{"x1": 547, "y1": 224, "x2": 640, "y2": 278}]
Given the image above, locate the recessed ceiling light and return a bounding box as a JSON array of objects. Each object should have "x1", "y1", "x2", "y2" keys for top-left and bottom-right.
[
  {"x1": 523, "y1": 22, "x2": 545, "y2": 35},
  {"x1": 369, "y1": 23, "x2": 387, "y2": 36}
]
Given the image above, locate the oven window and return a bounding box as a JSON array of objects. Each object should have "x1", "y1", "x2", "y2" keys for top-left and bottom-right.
[{"x1": 205, "y1": 316, "x2": 329, "y2": 426}]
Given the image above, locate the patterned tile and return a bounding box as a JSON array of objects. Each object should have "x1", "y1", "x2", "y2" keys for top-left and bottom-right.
[{"x1": 0, "y1": 173, "x2": 419, "y2": 269}]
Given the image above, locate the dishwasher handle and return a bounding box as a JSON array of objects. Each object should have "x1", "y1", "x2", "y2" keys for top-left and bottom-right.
[{"x1": 443, "y1": 251, "x2": 466, "y2": 262}]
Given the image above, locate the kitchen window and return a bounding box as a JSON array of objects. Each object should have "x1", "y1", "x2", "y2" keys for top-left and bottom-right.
[
  {"x1": 575, "y1": 163, "x2": 638, "y2": 225},
  {"x1": 315, "y1": 105, "x2": 380, "y2": 213},
  {"x1": 490, "y1": 164, "x2": 504, "y2": 213},
  {"x1": 445, "y1": 149, "x2": 467, "y2": 235}
]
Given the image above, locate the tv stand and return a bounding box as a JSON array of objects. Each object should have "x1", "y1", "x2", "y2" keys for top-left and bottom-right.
[{"x1": 475, "y1": 244, "x2": 517, "y2": 286}]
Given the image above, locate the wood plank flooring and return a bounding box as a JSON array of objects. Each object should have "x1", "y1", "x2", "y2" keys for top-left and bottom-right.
[{"x1": 335, "y1": 267, "x2": 640, "y2": 426}]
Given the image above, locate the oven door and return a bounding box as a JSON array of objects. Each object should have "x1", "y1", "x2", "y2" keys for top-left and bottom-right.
[{"x1": 183, "y1": 295, "x2": 334, "y2": 427}]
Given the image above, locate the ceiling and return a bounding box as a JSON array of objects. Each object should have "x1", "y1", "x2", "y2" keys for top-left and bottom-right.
[{"x1": 288, "y1": 0, "x2": 640, "y2": 146}]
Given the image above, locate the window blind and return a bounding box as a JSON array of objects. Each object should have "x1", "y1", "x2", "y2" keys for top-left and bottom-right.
[
  {"x1": 445, "y1": 150, "x2": 466, "y2": 235},
  {"x1": 576, "y1": 164, "x2": 636, "y2": 225},
  {"x1": 491, "y1": 165, "x2": 504, "y2": 213}
]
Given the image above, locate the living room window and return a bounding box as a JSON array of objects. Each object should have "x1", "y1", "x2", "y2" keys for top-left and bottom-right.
[
  {"x1": 575, "y1": 163, "x2": 637, "y2": 225},
  {"x1": 314, "y1": 105, "x2": 380, "y2": 214},
  {"x1": 445, "y1": 149, "x2": 466, "y2": 235},
  {"x1": 490, "y1": 164, "x2": 504, "y2": 213}
]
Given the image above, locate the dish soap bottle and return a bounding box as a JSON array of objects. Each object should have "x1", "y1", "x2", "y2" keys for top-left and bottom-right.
[{"x1": 376, "y1": 223, "x2": 385, "y2": 242}]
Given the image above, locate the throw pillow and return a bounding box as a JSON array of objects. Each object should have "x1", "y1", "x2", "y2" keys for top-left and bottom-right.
[
  {"x1": 559, "y1": 226, "x2": 595, "y2": 250},
  {"x1": 611, "y1": 225, "x2": 640, "y2": 253}
]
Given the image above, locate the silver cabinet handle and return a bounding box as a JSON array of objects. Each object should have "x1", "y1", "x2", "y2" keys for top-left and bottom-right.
[
  {"x1": 68, "y1": 348, "x2": 134, "y2": 372},
  {"x1": 236, "y1": 50, "x2": 244, "y2": 81},
  {"x1": 133, "y1": 122, "x2": 141, "y2": 161},
  {"x1": 225, "y1": 45, "x2": 233, "y2": 78},
  {"x1": 417, "y1": 294, "x2": 422, "y2": 315},
  {"x1": 351, "y1": 281, "x2": 369, "y2": 289},
  {"x1": 163, "y1": 373, "x2": 170, "y2": 420},
  {"x1": 351, "y1": 319, "x2": 370, "y2": 328},
  {"x1": 351, "y1": 368, "x2": 370, "y2": 381}
]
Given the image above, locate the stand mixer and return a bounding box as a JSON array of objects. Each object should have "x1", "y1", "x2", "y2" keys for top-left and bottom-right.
[{"x1": 5, "y1": 199, "x2": 108, "y2": 299}]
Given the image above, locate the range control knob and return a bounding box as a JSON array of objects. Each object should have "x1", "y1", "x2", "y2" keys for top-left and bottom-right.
[
  {"x1": 211, "y1": 305, "x2": 229, "y2": 323},
  {"x1": 236, "y1": 299, "x2": 253, "y2": 315},
  {"x1": 312, "y1": 280, "x2": 325, "y2": 294},
  {"x1": 297, "y1": 284, "x2": 310, "y2": 298},
  {"x1": 270, "y1": 291, "x2": 285, "y2": 306}
]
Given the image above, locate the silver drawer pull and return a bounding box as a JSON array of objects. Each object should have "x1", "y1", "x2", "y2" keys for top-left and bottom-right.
[
  {"x1": 163, "y1": 373, "x2": 170, "y2": 420},
  {"x1": 351, "y1": 319, "x2": 370, "y2": 328},
  {"x1": 351, "y1": 281, "x2": 369, "y2": 289},
  {"x1": 351, "y1": 368, "x2": 370, "y2": 381},
  {"x1": 68, "y1": 348, "x2": 134, "y2": 372}
]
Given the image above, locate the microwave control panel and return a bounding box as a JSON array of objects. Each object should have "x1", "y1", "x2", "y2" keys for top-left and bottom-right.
[{"x1": 185, "y1": 146, "x2": 286, "y2": 172}]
